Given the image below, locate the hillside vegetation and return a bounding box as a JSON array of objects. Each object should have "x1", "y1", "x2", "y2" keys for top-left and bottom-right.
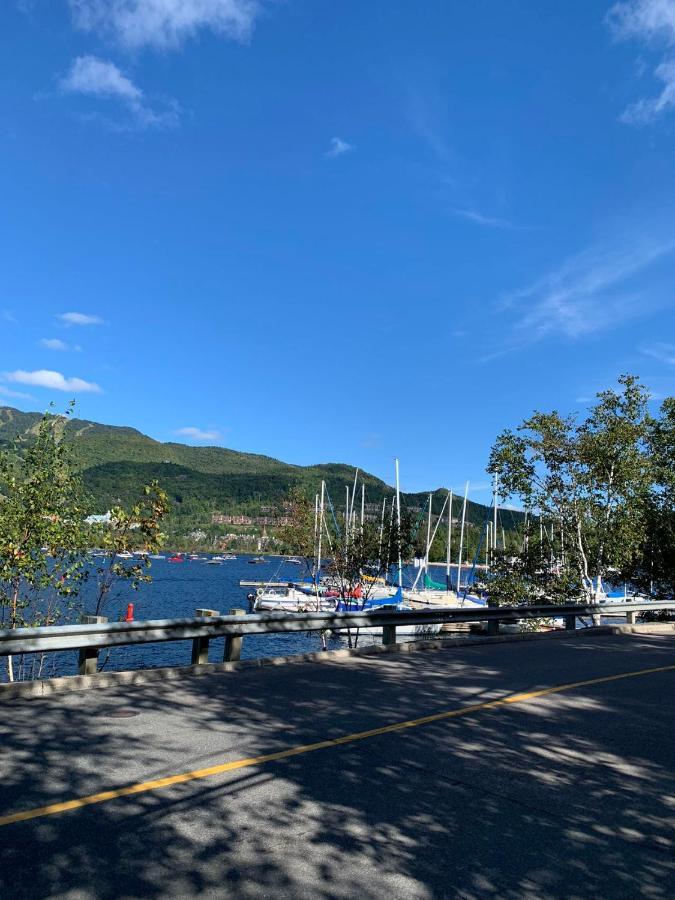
[{"x1": 0, "y1": 407, "x2": 521, "y2": 545}]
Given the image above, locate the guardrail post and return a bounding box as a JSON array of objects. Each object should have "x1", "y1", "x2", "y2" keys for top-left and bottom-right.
[
  {"x1": 565, "y1": 615, "x2": 576, "y2": 631},
  {"x1": 625, "y1": 610, "x2": 637, "y2": 625},
  {"x1": 487, "y1": 618, "x2": 500, "y2": 636},
  {"x1": 382, "y1": 624, "x2": 396, "y2": 646},
  {"x1": 78, "y1": 615, "x2": 108, "y2": 675},
  {"x1": 192, "y1": 609, "x2": 219, "y2": 665},
  {"x1": 224, "y1": 608, "x2": 246, "y2": 661}
]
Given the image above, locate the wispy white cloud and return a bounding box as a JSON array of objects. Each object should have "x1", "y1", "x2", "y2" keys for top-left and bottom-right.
[
  {"x1": 608, "y1": 0, "x2": 675, "y2": 44},
  {"x1": 622, "y1": 58, "x2": 675, "y2": 122},
  {"x1": 40, "y1": 338, "x2": 81, "y2": 352},
  {"x1": 404, "y1": 82, "x2": 453, "y2": 165},
  {"x1": 60, "y1": 54, "x2": 141, "y2": 101},
  {"x1": 5, "y1": 369, "x2": 101, "y2": 393},
  {"x1": 608, "y1": 0, "x2": 675, "y2": 123},
  {"x1": 484, "y1": 237, "x2": 675, "y2": 360},
  {"x1": 174, "y1": 426, "x2": 221, "y2": 442},
  {"x1": 68, "y1": 0, "x2": 264, "y2": 50},
  {"x1": 59, "y1": 56, "x2": 178, "y2": 130},
  {"x1": 326, "y1": 137, "x2": 353, "y2": 158},
  {"x1": 1, "y1": 309, "x2": 17, "y2": 324},
  {"x1": 57, "y1": 311, "x2": 104, "y2": 326},
  {"x1": 451, "y1": 208, "x2": 517, "y2": 229},
  {"x1": 0, "y1": 385, "x2": 34, "y2": 401},
  {"x1": 640, "y1": 340, "x2": 675, "y2": 364}
]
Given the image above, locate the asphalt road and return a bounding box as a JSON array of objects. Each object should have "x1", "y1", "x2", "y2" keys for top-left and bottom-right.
[{"x1": 1, "y1": 632, "x2": 674, "y2": 899}]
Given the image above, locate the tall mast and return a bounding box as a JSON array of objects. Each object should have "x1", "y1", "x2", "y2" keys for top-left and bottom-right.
[
  {"x1": 412, "y1": 493, "x2": 432, "y2": 592},
  {"x1": 313, "y1": 493, "x2": 319, "y2": 571},
  {"x1": 349, "y1": 468, "x2": 359, "y2": 522},
  {"x1": 377, "y1": 497, "x2": 387, "y2": 569},
  {"x1": 316, "y1": 480, "x2": 325, "y2": 607},
  {"x1": 360, "y1": 484, "x2": 365, "y2": 532},
  {"x1": 456, "y1": 481, "x2": 469, "y2": 596},
  {"x1": 345, "y1": 485, "x2": 350, "y2": 545},
  {"x1": 425, "y1": 493, "x2": 433, "y2": 573},
  {"x1": 395, "y1": 458, "x2": 403, "y2": 589},
  {"x1": 445, "y1": 489, "x2": 453, "y2": 589}
]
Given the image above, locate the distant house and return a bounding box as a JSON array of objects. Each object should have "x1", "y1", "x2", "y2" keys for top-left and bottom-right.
[{"x1": 85, "y1": 512, "x2": 112, "y2": 525}]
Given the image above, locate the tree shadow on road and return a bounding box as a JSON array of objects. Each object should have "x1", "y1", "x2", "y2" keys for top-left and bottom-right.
[{"x1": 0, "y1": 634, "x2": 674, "y2": 898}]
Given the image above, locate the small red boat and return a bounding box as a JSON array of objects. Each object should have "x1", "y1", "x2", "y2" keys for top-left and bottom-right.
[{"x1": 168, "y1": 555, "x2": 184, "y2": 563}]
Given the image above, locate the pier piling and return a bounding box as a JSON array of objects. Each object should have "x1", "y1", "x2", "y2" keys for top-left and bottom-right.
[
  {"x1": 192, "y1": 609, "x2": 219, "y2": 665},
  {"x1": 224, "y1": 608, "x2": 247, "y2": 662},
  {"x1": 78, "y1": 615, "x2": 108, "y2": 675}
]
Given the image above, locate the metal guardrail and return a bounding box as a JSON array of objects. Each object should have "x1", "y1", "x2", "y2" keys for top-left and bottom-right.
[{"x1": 1, "y1": 600, "x2": 674, "y2": 677}]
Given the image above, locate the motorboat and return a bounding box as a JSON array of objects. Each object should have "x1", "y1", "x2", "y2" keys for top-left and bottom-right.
[
  {"x1": 249, "y1": 585, "x2": 333, "y2": 612},
  {"x1": 168, "y1": 555, "x2": 185, "y2": 563},
  {"x1": 248, "y1": 556, "x2": 267, "y2": 564}
]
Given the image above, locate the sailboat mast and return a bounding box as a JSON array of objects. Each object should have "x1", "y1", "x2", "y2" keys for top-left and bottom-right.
[
  {"x1": 377, "y1": 497, "x2": 387, "y2": 569},
  {"x1": 316, "y1": 480, "x2": 325, "y2": 608},
  {"x1": 395, "y1": 458, "x2": 403, "y2": 589},
  {"x1": 345, "y1": 485, "x2": 350, "y2": 545},
  {"x1": 425, "y1": 493, "x2": 433, "y2": 572},
  {"x1": 349, "y1": 468, "x2": 359, "y2": 522},
  {"x1": 456, "y1": 482, "x2": 469, "y2": 595},
  {"x1": 313, "y1": 493, "x2": 319, "y2": 569},
  {"x1": 445, "y1": 489, "x2": 453, "y2": 589}
]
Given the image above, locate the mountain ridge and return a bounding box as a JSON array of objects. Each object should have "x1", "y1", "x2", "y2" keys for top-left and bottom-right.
[{"x1": 0, "y1": 406, "x2": 519, "y2": 541}]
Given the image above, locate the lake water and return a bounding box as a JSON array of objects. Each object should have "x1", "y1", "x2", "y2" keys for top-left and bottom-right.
[
  {"x1": 15, "y1": 555, "x2": 610, "y2": 681},
  {"x1": 35, "y1": 554, "x2": 348, "y2": 678}
]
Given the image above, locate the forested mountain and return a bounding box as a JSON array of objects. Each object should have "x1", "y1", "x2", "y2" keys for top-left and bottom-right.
[{"x1": 0, "y1": 407, "x2": 522, "y2": 542}]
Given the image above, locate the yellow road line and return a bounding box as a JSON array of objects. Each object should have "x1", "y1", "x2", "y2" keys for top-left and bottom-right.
[{"x1": 1, "y1": 661, "x2": 674, "y2": 828}]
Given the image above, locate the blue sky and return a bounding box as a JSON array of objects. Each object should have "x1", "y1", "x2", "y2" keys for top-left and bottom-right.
[{"x1": 2, "y1": 0, "x2": 675, "y2": 498}]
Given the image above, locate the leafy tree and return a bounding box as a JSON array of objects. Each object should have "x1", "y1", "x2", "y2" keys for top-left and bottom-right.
[
  {"x1": 488, "y1": 375, "x2": 653, "y2": 602},
  {"x1": 626, "y1": 396, "x2": 675, "y2": 600},
  {"x1": 0, "y1": 405, "x2": 89, "y2": 681},
  {"x1": 280, "y1": 484, "x2": 416, "y2": 602},
  {"x1": 276, "y1": 487, "x2": 316, "y2": 569},
  {"x1": 0, "y1": 405, "x2": 171, "y2": 681},
  {"x1": 90, "y1": 480, "x2": 170, "y2": 616}
]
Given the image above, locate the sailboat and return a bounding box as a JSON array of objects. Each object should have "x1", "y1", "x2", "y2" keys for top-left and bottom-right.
[
  {"x1": 403, "y1": 484, "x2": 486, "y2": 609},
  {"x1": 333, "y1": 460, "x2": 444, "y2": 640}
]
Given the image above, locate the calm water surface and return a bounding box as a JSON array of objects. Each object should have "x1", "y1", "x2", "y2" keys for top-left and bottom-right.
[
  {"x1": 23, "y1": 556, "x2": 610, "y2": 680},
  {"x1": 44, "y1": 555, "x2": 348, "y2": 678}
]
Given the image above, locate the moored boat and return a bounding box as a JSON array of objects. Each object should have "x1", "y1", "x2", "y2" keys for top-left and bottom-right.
[{"x1": 249, "y1": 585, "x2": 332, "y2": 612}]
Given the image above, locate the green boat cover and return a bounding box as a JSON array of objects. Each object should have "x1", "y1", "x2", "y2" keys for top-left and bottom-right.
[{"x1": 423, "y1": 572, "x2": 447, "y2": 591}]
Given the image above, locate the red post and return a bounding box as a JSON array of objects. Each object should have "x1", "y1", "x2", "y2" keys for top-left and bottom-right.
[{"x1": 125, "y1": 603, "x2": 134, "y2": 622}]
